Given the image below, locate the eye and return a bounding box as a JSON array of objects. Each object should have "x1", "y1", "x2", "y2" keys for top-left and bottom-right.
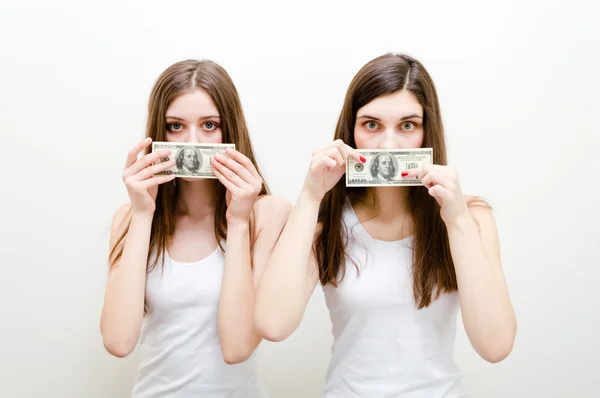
[
  {"x1": 167, "y1": 122, "x2": 183, "y2": 132},
  {"x1": 401, "y1": 121, "x2": 415, "y2": 131},
  {"x1": 364, "y1": 121, "x2": 379, "y2": 130},
  {"x1": 203, "y1": 121, "x2": 218, "y2": 131}
]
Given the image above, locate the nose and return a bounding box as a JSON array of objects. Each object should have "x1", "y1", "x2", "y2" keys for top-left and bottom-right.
[
  {"x1": 186, "y1": 126, "x2": 199, "y2": 144},
  {"x1": 379, "y1": 127, "x2": 400, "y2": 150}
]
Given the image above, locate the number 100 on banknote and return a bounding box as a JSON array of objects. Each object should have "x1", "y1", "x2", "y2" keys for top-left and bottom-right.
[{"x1": 346, "y1": 148, "x2": 433, "y2": 187}]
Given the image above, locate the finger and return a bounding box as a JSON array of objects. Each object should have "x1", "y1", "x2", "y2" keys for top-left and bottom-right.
[
  {"x1": 344, "y1": 146, "x2": 365, "y2": 164},
  {"x1": 324, "y1": 147, "x2": 345, "y2": 166},
  {"x1": 418, "y1": 163, "x2": 432, "y2": 181},
  {"x1": 124, "y1": 137, "x2": 152, "y2": 169},
  {"x1": 421, "y1": 171, "x2": 454, "y2": 190},
  {"x1": 225, "y1": 148, "x2": 261, "y2": 180},
  {"x1": 428, "y1": 184, "x2": 449, "y2": 202},
  {"x1": 332, "y1": 140, "x2": 364, "y2": 163},
  {"x1": 136, "y1": 158, "x2": 177, "y2": 181},
  {"x1": 401, "y1": 168, "x2": 420, "y2": 179},
  {"x1": 138, "y1": 173, "x2": 176, "y2": 189},
  {"x1": 323, "y1": 156, "x2": 339, "y2": 171},
  {"x1": 125, "y1": 148, "x2": 172, "y2": 178},
  {"x1": 420, "y1": 164, "x2": 453, "y2": 180},
  {"x1": 212, "y1": 165, "x2": 243, "y2": 192},
  {"x1": 400, "y1": 162, "x2": 433, "y2": 180},
  {"x1": 211, "y1": 157, "x2": 251, "y2": 189},
  {"x1": 214, "y1": 151, "x2": 255, "y2": 184},
  {"x1": 313, "y1": 156, "x2": 337, "y2": 171},
  {"x1": 313, "y1": 140, "x2": 345, "y2": 159}
]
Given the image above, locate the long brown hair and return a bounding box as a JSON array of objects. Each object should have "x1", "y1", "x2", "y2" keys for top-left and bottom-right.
[
  {"x1": 109, "y1": 59, "x2": 269, "y2": 272},
  {"x1": 315, "y1": 53, "x2": 488, "y2": 309}
]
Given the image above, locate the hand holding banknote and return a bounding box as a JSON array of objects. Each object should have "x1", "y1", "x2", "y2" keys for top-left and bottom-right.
[
  {"x1": 122, "y1": 137, "x2": 176, "y2": 215},
  {"x1": 211, "y1": 147, "x2": 264, "y2": 225},
  {"x1": 401, "y1": 165, "x2": 469, "y2": 226},
  {"x1": 301, "y1": 139, "x2": 365, "y2": 202}
]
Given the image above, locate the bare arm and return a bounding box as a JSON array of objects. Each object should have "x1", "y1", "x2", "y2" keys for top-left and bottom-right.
[
  {"x1": 100, "y1": 206, "x2": 152, "y2": 358},
  {"x1": 254, "y1": 193, "x2": 321, "y2": 342},
  {"x1": 218, "y1": 196, "x2": 292, "y2": 363},
  {"x1": 254, "y1": 140, "x2": 363, "y2": 342},
  {"x1": 407, "y1": 164, "x2": 517, "y2": 363},
  {"x1": 448, "y1": 205, "x2": 516, "y2": 363},
  {"x1": 100, "y1": 138, "x2": 175, "y2": 358}
]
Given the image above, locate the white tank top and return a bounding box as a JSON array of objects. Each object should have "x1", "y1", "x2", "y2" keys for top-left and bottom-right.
[
  {"x1": 322, "y1": 201, "x2": 466, "y2": 397},
  {"x1": 130, "y1": 242, "x2": 267, "y2": 398}
]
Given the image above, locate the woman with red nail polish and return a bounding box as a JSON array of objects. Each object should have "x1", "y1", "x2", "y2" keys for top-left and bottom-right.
[
  {"x1": 256, "y1": 53, "x2": 516, "y2": 397},
  {"x1": 101, "y1": 60, "x2": 289, "y2": 398}
]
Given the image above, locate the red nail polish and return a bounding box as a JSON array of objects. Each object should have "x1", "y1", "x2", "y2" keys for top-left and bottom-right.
[
  {"x1": 401, "y1": 171, "x2": 409, "y2": 177},
  {"x1": 360, "y1": 156, "x2": 366, "y2": 163}
]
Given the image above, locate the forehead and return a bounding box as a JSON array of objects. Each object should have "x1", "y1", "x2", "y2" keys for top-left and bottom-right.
[
  {"x1": 357, "y1": 90, "x2": 422, "y2": 118},
  {"x1": 166, "y1": 89, "x2": 219, "y2": 118}
]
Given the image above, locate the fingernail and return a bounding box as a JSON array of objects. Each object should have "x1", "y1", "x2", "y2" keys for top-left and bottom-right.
[
  {"x1": 360, "y1": 156, "x2": 366, "y2": 163},
  {"x1": 401, "y1": 171, "x2": 409, "y2": 177}
]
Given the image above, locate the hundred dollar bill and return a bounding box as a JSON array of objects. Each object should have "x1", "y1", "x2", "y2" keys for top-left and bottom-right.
[
  {"x1": 346, "y1": 148, "x2": 433, "y2": 187},
  {"x1": 152, "y1": 142, "x2": 235, "y2": 179}
]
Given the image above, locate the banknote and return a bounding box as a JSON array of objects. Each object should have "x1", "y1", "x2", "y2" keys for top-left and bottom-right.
[
  {"x1": 152, "y1": 142, "x2": 235, "y2": 179},
  {"x1": 346, "y1": 148, "x2": 433, "y2": 187}
]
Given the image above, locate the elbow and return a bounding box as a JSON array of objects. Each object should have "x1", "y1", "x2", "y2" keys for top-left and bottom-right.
[
  {"x1": 104, "y1": 340, "x2": 135, "y2": 358},
  {"x1": 102, "y1": 335, "x2": 136, "y2": 358},
  {"x1": 480, "y1": 343, "x2": 513, "y2": 363},
  {"x1": 478, "y1": 330, "x2": 516, "y2": 364},
  {"x1": 258, "y1": 327, "x2": 290, "y2": 343},
  {"x1": 222, "y1": 349, "x2": 252, "y2": 365},
  {"x1": 253, "y1": 293, "x2": 300, "y2": 342},
  {"x1": 100, "y1": 311, "x2": 140, "y2": 358},
  {"x1": 221, "y1": 340, "x2": 253, "y2": 365},
  {"x1": 254, "y1": 313, "x2": 293, "y2": 343},
  {"x1": 218, "y1": 330, "x2": 255, "y2": 365}
]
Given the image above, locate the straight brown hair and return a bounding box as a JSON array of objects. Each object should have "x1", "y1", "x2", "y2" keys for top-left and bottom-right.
[
  {"x1": 109, "y1": 59, "x2": 269, "y2": 272},
  {"x1": 314, "y1": 53, "x2": 488, "y2": 309}
]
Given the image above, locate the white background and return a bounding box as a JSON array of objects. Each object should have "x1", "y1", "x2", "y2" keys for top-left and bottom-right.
[{"x1": 1, "y1": 0, "x2": 598, "y2": 397}]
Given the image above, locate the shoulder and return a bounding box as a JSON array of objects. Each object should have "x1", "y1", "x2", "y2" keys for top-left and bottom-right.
[
  {"x1": 464, "y1": 195, "x2": 497, "y2": 231},
  {"x1": 251, "y1": 195, "x2": 293, "y2": 245},
  {"x1": 109, "y1": 204, "x2": 133, "y2": 247},
  {"x1": 253, "y1": 195, "x2": 292, "y2": 227},
  {"x1": 463, "y1": 195, "x2": 502, "y2": 267},
  {"x1": 111, "y1": 204, "x2": 132, "y2": 233},
  {"x1": 108, "y1": 204, "x2": 133, "y2": 266},
  {"x1": 465, "y1": 195, "x2": 492, "y2": 211}
]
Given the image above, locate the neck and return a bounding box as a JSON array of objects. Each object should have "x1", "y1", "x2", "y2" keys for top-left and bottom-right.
[
  {"x1": 357, "y1": 187, "x2": 412, "y2": 220},
  {"x1": 176, "y1": 179, "x2": 216, "y2": 220}
]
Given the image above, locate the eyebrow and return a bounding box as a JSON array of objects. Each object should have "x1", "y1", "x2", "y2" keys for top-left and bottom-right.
[
  {"x1": 357, "y1": 114, "x2": 423, "y2": 121},
  {"x1": 165, "y1": 115, "x2": 221, "y2": 121}
]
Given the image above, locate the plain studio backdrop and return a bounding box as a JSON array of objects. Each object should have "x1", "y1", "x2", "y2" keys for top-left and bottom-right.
[{"x1": 1, "y1": 0, "x2": 598, "y2": 397}]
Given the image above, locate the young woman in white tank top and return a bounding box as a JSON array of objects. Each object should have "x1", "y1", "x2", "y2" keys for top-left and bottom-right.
[
  {"x1": 100, "y1": 59, "x2": 290, "y2": 398},
  {"x1": 255, "y1": 53, "x2": 517, "y2": 397}
]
